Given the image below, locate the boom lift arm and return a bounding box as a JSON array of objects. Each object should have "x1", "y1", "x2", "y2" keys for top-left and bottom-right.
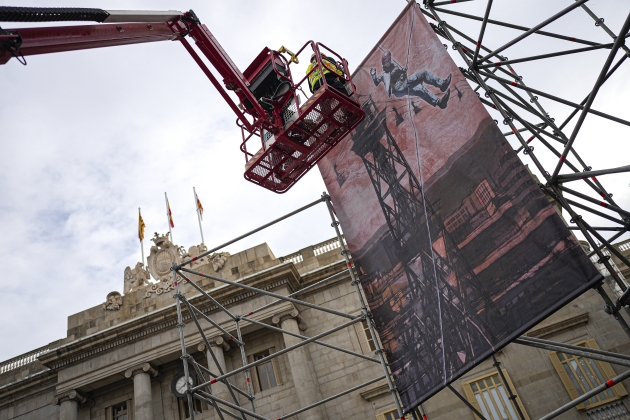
[{"x1": 0, "y1": 7, "x2": 365, "y2": 193}]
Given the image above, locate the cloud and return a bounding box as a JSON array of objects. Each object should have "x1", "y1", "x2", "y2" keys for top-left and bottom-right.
[{"x1": 0, "y1": 0, "x2": 628, "y2": 361}]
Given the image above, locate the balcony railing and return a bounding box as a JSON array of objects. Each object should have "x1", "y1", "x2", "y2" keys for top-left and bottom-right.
[
  {"x1": 279, "y1": 236, "x2": 347, "y2": 265},
  {"x1": 314, "y1": 236, "x2": 347, "y2": 256},
  {"x1": 0, "y1": 345, "x2": 50, "y2": 375},
  {"x1": 279, "y1": 251, "x2": 303, "y2": 265}
]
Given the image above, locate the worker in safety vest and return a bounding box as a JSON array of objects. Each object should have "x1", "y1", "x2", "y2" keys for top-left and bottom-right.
[{"x1": 306, "y1": 53, "x2": 350, "y2": 96}]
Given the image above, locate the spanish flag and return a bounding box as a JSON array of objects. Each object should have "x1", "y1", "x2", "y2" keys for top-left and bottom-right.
[
  {"x1": 138, "y1": 210, "x2": 146, "y2": 241},
  {"x1": 195, "y1": 191, "x2": 204, "y2": 221},
  {"x1": 167, "y1": 197, "x2": 175, "y2": 228}
]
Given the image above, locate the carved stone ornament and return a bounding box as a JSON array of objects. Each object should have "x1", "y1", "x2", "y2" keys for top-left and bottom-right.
[
  {"x1": 144, "y1": 276, "x2": 184, "y2": 299},
  {"x1": 182, "y1": 243, "x2": 230, "y2": 272},
  {"x1": 103, "y1": 291, "x2": 123, "y2": 311},
  {"x1": 209, "y1": 252, "x2": 230, "y2": 272},
  {"x1": 52, "y1": 389, "x2": 86, "y2": 405},
  {"x1": 197, "y1": 336, "x2": 230, "y2": 352},
  {"x1": 124, "y1": 262, "x2": 150, "y2": 294},
  {"x1": 272, "y1": 308, "x2": 307, "y2": 331},
  {"x1": 147, "y1": 232, "x2": 182, "y2": 282},
  {"x1": 124, "y1": 362, "x2": 158, "y2": 379}
]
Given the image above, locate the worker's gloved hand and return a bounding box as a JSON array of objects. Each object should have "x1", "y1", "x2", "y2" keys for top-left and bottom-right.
[{"x1": 370, "y1": 68, "x2": 376, "y2": 76}]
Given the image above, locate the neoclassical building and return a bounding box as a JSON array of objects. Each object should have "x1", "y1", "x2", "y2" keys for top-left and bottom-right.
[{"x1": 2, "y1": 229, "x2": 630, "y2": 420}]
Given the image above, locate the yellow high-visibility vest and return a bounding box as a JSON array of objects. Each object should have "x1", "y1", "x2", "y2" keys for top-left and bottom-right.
[{"x1": 306, "y1": 57, "x2": 343, "y2": 91}]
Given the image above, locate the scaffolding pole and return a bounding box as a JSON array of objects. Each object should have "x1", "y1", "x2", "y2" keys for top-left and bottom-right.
[
  {"x1": 425, "y1": 1, "x2": 630, "y2": 343},
  {"x1": 164, "y1": 2, "x2": 630, "y2": 418},
  {"x1": 164, "y1": 194, "x2": 406, "y2": 420}
]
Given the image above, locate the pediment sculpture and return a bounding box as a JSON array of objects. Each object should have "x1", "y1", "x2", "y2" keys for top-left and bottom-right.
[
  {"x1": 147, "y1": 232, "x2": 182, "y2": 282},
  {"x1": 210, "y1": 252, "x2": 230, "y2": 272},
  {"x1": 124, "y1": 262, "x2": 150, "y2": 294},
  {"x1": 103, "y1": 291, "x2": 123, "y2": 311},
  {"x1": 183, "y1": 243, "x2": 230, "y2": 272}
]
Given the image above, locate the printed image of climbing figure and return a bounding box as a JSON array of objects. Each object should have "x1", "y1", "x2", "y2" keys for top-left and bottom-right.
[{"x1": 370, "y1": 49, "x2": 451, "y2": 109}]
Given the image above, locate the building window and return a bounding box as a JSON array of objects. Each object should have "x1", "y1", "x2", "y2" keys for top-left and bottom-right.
[
  {"x1": 113, "y1": 402, "x2": 128, "y2": 420},
  {"x1": 106, "y1": 400, "x2": 133, "y2": 420},
  {"x1": 549, "y1": 339, "x2": 628, "y2": 410},
  {"x1": 178, "y1": 398, "x2": 202, "y2": 419},
  {"x1": 376, "y1": 408, "x2": 421, "y2": 420},
  {"x1": 462, "y1": 370, "x2": 529, "y2": 420},
  {"x1": 355, "y1": 319, "x2": 378, "y2": 354},
  {"x1": 254, "y1": 350, "x2": 278, "y2": 391},
  {"x1": 445, "y1": 206, "x2": 470, "y2": 232},
  {"x1": 247, "y1": 348, "x2": 282, "y2": 393},
  {"x1": 475, "y1": 180, "x2": 494, "y2": 206}
]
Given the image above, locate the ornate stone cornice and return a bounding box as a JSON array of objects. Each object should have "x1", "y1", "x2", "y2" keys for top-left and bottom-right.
[
  {"x1": 39, "y1": 263, "x2": 302, "y2": 372},
  {"x1": 526, "y1": 312, "x2": 589, "y2": 338},
  {"x1": 52, "y1": 389, "x2": 86, "y2": 405},
  {"x1": 298, "y1": 260, "x2": 351, "y2": 297},
  {"x1": 359, "y1": 379, "x2": 389, "y2": 401},
  {"x1": 0, "y1": 369, "x2": 57, "y2": 407},
  {"x1": 124, "y1": 362, "x2": 158, "y2": 379}
]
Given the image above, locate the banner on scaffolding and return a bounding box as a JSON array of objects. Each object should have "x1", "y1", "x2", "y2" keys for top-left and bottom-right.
[{"x1": 318, "y1": 2, "x2": 602, "y2": 412}]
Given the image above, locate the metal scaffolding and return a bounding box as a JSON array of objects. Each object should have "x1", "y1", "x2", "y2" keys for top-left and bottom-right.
[
  {"x1": 169, "y1": 194, "x2": 408, "y2": 420},
  {"x1": 168, "y1": 1, "x2": 630, "y2": 419},
  {"x1": 419, "y1": 0, "x2": 630, "y2": 418}
]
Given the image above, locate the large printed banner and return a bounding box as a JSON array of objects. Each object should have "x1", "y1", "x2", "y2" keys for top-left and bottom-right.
[{"x1": 318, "y1": 3, "x2": 602, "y2": 411}]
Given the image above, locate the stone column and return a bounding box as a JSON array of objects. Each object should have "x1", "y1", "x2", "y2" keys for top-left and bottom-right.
[
  {"x1": 272, "y1": 309, "x2": 326, "y2": 420},
  {"x1": 124, "y1": 362, "x2": 158, "y2": 420},
  {"x1": 53, "y1": 390, "x2": 86, "y2": 420},
  {"x1": 199, "y1": 338, "x2": 231, "y2": 403}
]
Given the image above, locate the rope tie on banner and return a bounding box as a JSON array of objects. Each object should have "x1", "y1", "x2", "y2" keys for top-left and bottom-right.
[{"x1": 405, "y1": 7, "x2": 448, "y2": 385}]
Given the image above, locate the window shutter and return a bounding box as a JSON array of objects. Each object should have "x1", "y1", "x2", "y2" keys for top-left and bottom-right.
[
  {"x1": 500, "y1": 369, "x2": 530, "y2": 420},
  {"x1": 353, "y1": 321, "x2": 372, "y2": 354},
  {"x1": 269, "y1": 347, "x2": 283, "y2": 385},
  {"x1": 462, "y1": 382, "x2": 485, "y2": 420},
  {"x1": 105, "y1": 406, "x2": 113, "y2": 420},
  {"x1": 584, "y1": 339, "x2": 628, "y2": 397},
  {"x1": 128, "y1": 399, "x2": 134, "y2": 420},
  {"x1": 375, "y1": 413, "x2": 386, "y2": 420},
  {"x1": 548, "y1": 350, "x2": 584, "y2": 409},
  {"x1": 247, "y1": 354, "x2": 260, "y2": 393}
]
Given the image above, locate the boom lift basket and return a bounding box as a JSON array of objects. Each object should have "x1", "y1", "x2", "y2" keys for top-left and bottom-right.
[
  {"x1": 240, "y1": 42, "x2": 365, "y2": 193},
  {"x1": 0, "y1": 8, "x2": 364, "y2": 194}
]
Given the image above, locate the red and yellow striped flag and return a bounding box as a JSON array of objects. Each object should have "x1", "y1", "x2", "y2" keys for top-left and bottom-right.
[
  {"x1": 167, "y1": 197, "x2": 175, "y2": 228},
  {"x1": 138, "y1": 210, "x2": 146, "y2": 241},
  {"x1": 196, "y1": 192, "x2": 204, "y2": 221}
]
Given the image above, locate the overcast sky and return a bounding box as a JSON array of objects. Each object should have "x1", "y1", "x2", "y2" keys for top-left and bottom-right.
[{"x1": 0, "y1": 0, "x2": 628, "y2": 362}]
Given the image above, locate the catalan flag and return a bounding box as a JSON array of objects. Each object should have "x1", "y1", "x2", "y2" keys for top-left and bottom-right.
[
  {"x1": 138, "y1": 210, "x2": 146, "y2": 241},
  {"x1": 195, "y1": 191, "x2": 204, "y2": 221}
]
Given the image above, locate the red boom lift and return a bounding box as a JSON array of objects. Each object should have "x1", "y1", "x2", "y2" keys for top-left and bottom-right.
[{"x1": 0, "y1": 7, "x2": 365, "y2": 193}]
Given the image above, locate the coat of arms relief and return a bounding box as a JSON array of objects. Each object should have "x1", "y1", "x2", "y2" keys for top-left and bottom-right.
[
  {"x1": 142, "y1": 233, "x2": 231, "y2": 299},
  {"x1": 144, "y1": 232, "x2": 182, "y2": 298},
  {"x1": 107, "y1": 233, "x2": 232, "y2": 308}
]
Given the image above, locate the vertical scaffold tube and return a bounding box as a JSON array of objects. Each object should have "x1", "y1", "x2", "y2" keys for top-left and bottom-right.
[
  {"x1": 236, "y1": 319, "x2": 256, "y2": 414},
  {"x1": 172, "y1": 265, "x2": 195, "y2": 420},
  {"x1": 322, "y1": 192, "x2": 405, "y2": 419}
]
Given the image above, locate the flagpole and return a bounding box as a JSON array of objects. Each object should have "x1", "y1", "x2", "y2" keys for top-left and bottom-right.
[
  {"x1": 139, "y1": 207, "x2": 145, "y2": 267},
  {"x1": 164, "y1": 192, "x2": 173, "y2": 243},
  {"x1": 193, "y1": 186, "x2": 205, "y2": 245}
]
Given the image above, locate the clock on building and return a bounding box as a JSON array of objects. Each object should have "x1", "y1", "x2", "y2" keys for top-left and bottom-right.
[{"x1": 170, "y1": 371, "x2": 197, "y2": 399}]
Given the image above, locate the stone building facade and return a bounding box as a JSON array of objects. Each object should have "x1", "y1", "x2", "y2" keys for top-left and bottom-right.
[{"x1": 1, "y1": 232, "x2": 630, "y2": 420}]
